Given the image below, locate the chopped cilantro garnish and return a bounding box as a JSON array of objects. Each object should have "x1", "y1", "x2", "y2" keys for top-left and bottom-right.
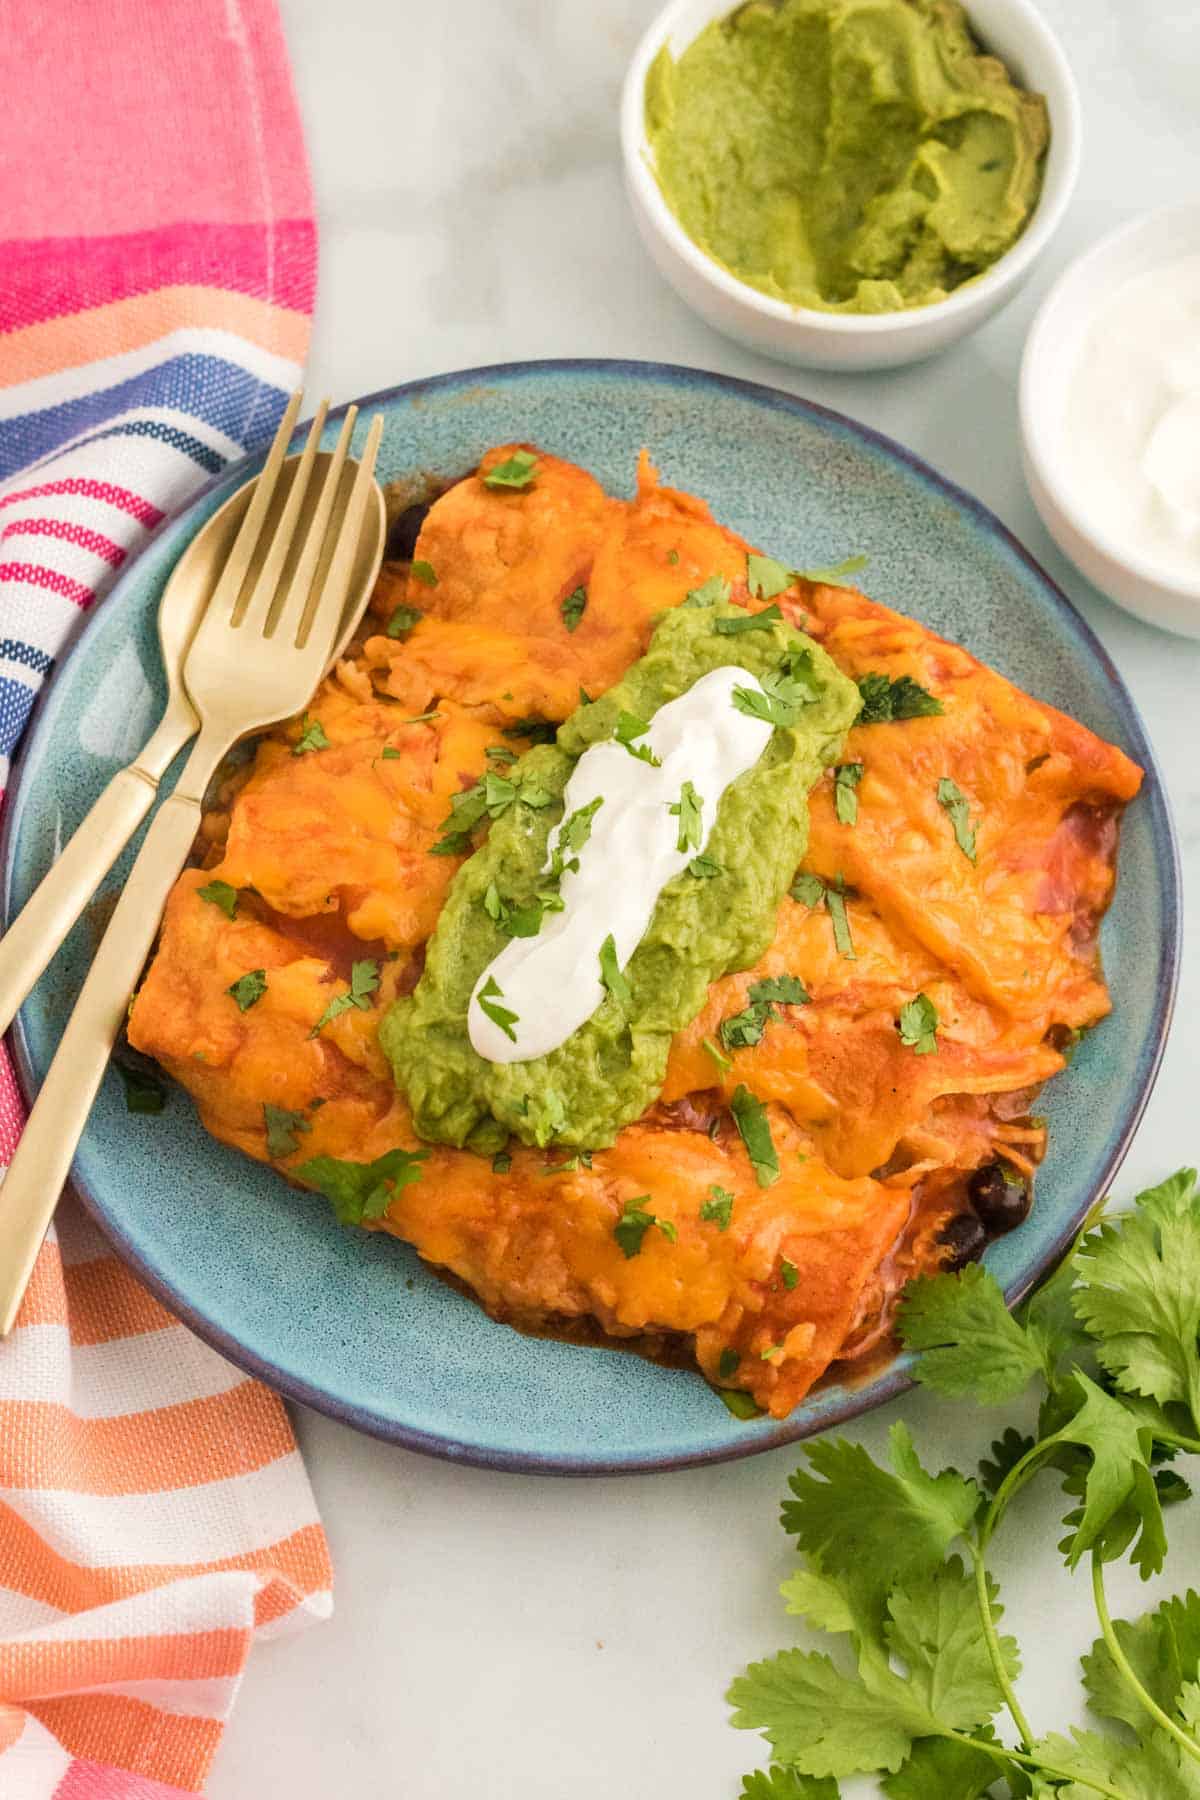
[
  {"x1": 898, "y1": 992, "x2": 939, "y2": 1055},
  {"x1": 386, "y1": 604, "x2": 422, "y2": 639},
  {"x1": 263, "y1": 1103, "x2": 311, "y2": 1159},
  {"x1": 667, "y1": 549, "x2": 679, "y2": 565},
  {"x1": 720, "y1": 974, "x2": 809, "y2": 1051},
  {"x1": 501, "y1": 716, "x2": 557, "y2": 744},
  {"x1": 703, "y1": 1036, "x2": 733, "y2": 1073},
  {"x1": 578, "y1": 685, "x2": 593, "y2": 706},
  {"x1": 834, "y1": 761, "x2": 863, "y2": 825},
  {"x1": 540, "y1": 1151, "x2": 593, "y2": 1176},
  {"x1": 410, "y1": 560, "x2": 437, "y2": 587},
  {"x1": 547, "y1": 795, "x2": 603, "y2": 881},
  {"x1": 688, "y1": 853, "x2": 722, "y2": 880},
  {"x1": 937, "y1": 776, "x2": 978, "y2": 863},
  {"x1": 714, "y1": 603, "x2": 783, "y2": 635},
  {"x1": 793, "y1": 552, "x2": 869, "y2": 586},
  {"x1": 856, "y1": 671, "x2": 944, "y2": 723},
  {"x1": 599, "y1": 932, "x2": 632, "y2": 1006},
  {"x1": 292, "y1": 716, "x2": 329, "y2": 755},
  {"x1": 718, "y1": 1347, "x2": 740, "y2": 1379},
  {"x1": 227, "y1": 969, "x2": 267, "y2": 1011},
  {"x1": 483, "y1": 449, "x2": 538, "y2": 490},
  {"x1": 669, "y1": 779, "x2": 704, "y2": 853},
  {"x1": 702, "y1": 1185, "x2": 735, "y2": 1230},
  {"x1": 731, "y1": 1084, "x2": 780, "y2": 1187},
  {"x1": 561, "y1": 585, "x2": 587, "y2": 632},
  {"x1": 309, "y1": 959, "x2": 381, "y2": 1037},
  {"x1": 483, "y1": 884, "x2": 545, "y2": 939},
  {"x1": 298, "y1": 1146, "x2": 427, "y2": 1227},
  {"x1": 781, "y1": 1257, "x2": 799, "y2": 1290},
  {"x1": 683, "y1": 574, "x2": 731, "y2": 608},
  {"x1": 197, "y1": 879, "x2": 238, "y2": 920},
  {"x1": 491, "y1": 1149, "x2": 512, "y2": 1174},
  {"x1": 114, "y1": 1050, "x2": 167, "y2": 1115},
  {"x1": 485, "y1": 745, "x2": 516, "y2": 763},
  {"x1": 477, "y1": 974, "x2": 519, "y2": 1044},
  {"x1": 380, "y1": 746, "x2": 404, "y2": 760},
  {"x1": 613, "y1": 1199, "x2": 675, "y2": 1259},
  {"x1": 718, "y1": 1387, "x2": 762, "y2": 1419},
  {"x1": 761, "y1": 1343, "x2": 784, "y2": 1361},
  {"x1": 614, "y1": 710, "x2": 662, "y2": 766},
  {"x1": 746, "y1": 553, "x2": 792, "y2": 600},
  {"x1": 790, "y1": 872, "x2": 825, "y2": 908},
  {"x1": 401, "y1": 710, "x2": 440, "y2": 725},
  {"x1": 826, "y1": 877, "x2": 856, "y2": 960}
]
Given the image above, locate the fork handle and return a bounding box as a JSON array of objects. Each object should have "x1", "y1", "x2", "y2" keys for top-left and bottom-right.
[
  {"x1": 0, "y1": 746, "x2": 220, "y2": 1335},
  {"x1": 0, "y1": 707, "x2": 197, "y2": 1037}
]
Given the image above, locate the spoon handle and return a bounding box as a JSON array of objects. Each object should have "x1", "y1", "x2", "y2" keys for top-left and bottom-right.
[
  {"x1": 0, "y1": 732, "x2": 223, "y2": 1335},
  {"x1": 0, "y1": 704, "x2": 196, "y2": 1037}
]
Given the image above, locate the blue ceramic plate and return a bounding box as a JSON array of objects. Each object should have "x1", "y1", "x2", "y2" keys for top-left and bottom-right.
[{"x1": 3, "y1": 362, "x2": 1180, "y2": 1473}]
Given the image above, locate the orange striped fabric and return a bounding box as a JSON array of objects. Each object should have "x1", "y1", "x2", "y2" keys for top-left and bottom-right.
[{"x1": 0, "y1": 1201, "x2": 332, "y2": 1796}]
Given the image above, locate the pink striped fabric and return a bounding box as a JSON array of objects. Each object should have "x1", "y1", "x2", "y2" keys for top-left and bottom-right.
[{"x1": 0, "y1": 3, "x2": 333, "y2": 1793}]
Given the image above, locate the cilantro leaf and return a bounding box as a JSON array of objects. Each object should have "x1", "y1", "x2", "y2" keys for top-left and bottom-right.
[
  {"x1": 227, "y1": 969, "x2": 267, "y2": 1011},
  {"x1": 292, "y1": 716, "x2": 330, "y2": 755},
  {"x1": 703, "y1": 1035, "x2": 733, "y2": 1072},
  {"x1": 309, "y1": 959, "x2": 380, "y2": 1037},
  {"x1": 741, "y1": 1769, "x2": 839, "y2": 1799},
  {"x1": 599, "y1": 932, "x2": 632, "y2": 1006},
  {"x1": 263, "y1": 1103, "x2": 311, "y2": 1159},
  {"x1": 979, "y1": 1426, "x2": 1038, "y2": 1494},
  {"x1": 684, "y1": 574, "x2": 731, "y2": 608},
  {"x1": 747, "y1": 554, "x2": 793, "y2": 600},
  {"x1": 298, "y1": 1146, "x2": 427, "y2": 1227},
  {"x1": 386, "y1": 603, "x2": 422, "y2": 638},
  {"x1": 197, "y1": 879, "x2": 239, "y2": 919},
  {"x1": 561, "y1": 585, "x2": 587, "y2": 632},
  {"x1": 701, "y1": 1185, "x2": 734, "y2": 1230},
  {"x1": 716, "y1": 603, "x2": 784, "y2": 635},
  {"x1": 689, "y1": 853, "x2": 722, "y2": 879},
  {"x1": 782, "y1": 1424, "x2": 982, "y2": 1619},
  {"x1": 825, "y1": 879, "x2": 856, "y2": 959},
  {"x1": 731, "y1": 1084, "x2": 779, "y2": 1187},
  {"x1": 897, "y1": 993, "x2": 938, "y2": 1054},
  {"x1": 884, "y1": 1558, "x2": 1018, "y2": 1731},
  {"x1": 669, "y1": 779, "x2": 704, "y2": 853},
  {"x1": 937, "y1": 777, "x2": 978, "y2": 863},
  {"x1": 1072, "y1": 1169, "x2": 1200, "y2": 1416},
  {"x1": 476, "y1": 974, "x2": 519, "y2": 1044},
  {"x1": 781, "y1": 1259, "x2": 799, "y2": 1289},
  {"x1": 491, "y1": 1150, "x2": 512, "y2": 1174},
  {"x1": 1082, "y1": 1592, "x2": 1200, "y2": 1734},
  {"x1": 881, "y1": 1734, "x2": 1001, "y2": 1800},
  {"x1": 720, "y1": 1387, "x2": 764, "y2": 1420},
  {"x1": 614, "y1": 1199, "x2": 674, "y2": 1259},
  {"x1": 410, "y1": 560, "x2": 437, "y2": 587},
  {"x1": 483, "y1": 449, "x2": 538, "y2": 490},
  {"x1": 834, "y1": 761, "x2": 863, "y2": 825},
  {"x1": 614, "y1": 709, "x2": 662, "y2": 766},
  {"x1": 752, "y1": 975, "x2": 809, "y2": 1008},
  {"x1": 728, "y1": 1647, "x2": 927, "y2": 1778},
  {"x1": 1054, "y1": 1371, "x2": 1166, "y2": 1576},
  {"x1": 899, "y1": 1263, "x2": 1051, "y2": 1403},
  {"x1": 794, "y1": 553, "x2": 868, "y2": 588},
  {"x1": 856, "y1": 673, "x2": 944, "y2": 724},
  {"x1": 1031, "y1": 1727, "x2": 1197, "y2": 1800}
]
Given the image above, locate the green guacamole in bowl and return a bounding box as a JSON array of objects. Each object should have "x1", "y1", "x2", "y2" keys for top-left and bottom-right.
[{"x1": 644, "y1": 0, "x2": 1049, "y2": 315}]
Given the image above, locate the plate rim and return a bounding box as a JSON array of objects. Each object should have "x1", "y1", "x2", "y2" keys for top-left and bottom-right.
[{"x1": 2, "y1": 356, "x2": 1182, "y2": 1475}]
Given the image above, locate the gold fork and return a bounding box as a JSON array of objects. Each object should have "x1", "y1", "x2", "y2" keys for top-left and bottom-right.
[
  {"x1": 0, "y1": 393, "x2": 384, "y2": 1037},
  {"x1": 0, "y1": 400, "x2": 385, "y2": 1335}
]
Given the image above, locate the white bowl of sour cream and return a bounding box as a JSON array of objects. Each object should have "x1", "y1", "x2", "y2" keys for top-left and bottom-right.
[{"x1": 1021, "y1": 205, "x2": 1200, "y2": 637}]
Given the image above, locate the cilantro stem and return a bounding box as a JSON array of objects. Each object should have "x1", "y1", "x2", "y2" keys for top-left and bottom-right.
[
  {"x1": 968, "y1": 1541, "x2": 1035, "y2": 1749},
  {"x1": 950, "y1": 1730, "x2": 1136, "y2": 1800},
  {"x1": 1091, "y1": 1550, "x2": 1200, "y2": 1770}
]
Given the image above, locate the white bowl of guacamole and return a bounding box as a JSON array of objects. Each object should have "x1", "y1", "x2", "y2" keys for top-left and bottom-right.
[{"x1": 621, "y1": 0, "x2": 1081, "y2": 371}]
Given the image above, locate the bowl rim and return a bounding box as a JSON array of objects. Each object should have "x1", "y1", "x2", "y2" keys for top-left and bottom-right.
[
  {"x1": 1020, "y1": 201, "x2": 1200, "y2": 606},
  {"x1": 3, "y1": 356, "x2": 1181, "y2": 1475},
  {"x1": 619, "y1": 0, "x2": 1082, "y2": 337}
]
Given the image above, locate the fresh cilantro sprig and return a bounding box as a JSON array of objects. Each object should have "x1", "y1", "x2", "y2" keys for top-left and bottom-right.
[
  {"x1": 298, "y1": 1146, "x2": 427, "y2": 1227},
  {"x1": 729, "y1": 1169, "x2": 1200, "y2": 1800},
  {"x1": 856, "y1": 672, "x2": 944, "y2": 724}
]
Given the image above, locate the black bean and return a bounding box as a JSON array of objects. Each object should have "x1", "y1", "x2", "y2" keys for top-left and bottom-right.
[
  {"x1": 938, "y1": 1211, "x2": 988, "y2": 1270},
  {"x1": 386, "y1": 502, "x2": 431, "y2": 562},
  {"x1": 969, "y1": 1162, "x2": 1032, "y2": 1234}
]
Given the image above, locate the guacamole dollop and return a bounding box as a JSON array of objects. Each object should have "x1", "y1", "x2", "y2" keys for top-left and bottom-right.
[
  {"x1": 644, "y1": 0, "x2": 1049, "y2": 315},
  {"x1": 380, "y1": 600, "x2": 860, "y2": 1152}
]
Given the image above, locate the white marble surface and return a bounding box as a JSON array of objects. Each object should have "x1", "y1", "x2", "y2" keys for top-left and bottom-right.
[{"x1": 209, "y1": 3, "x2": 1200, "y2": 1795}]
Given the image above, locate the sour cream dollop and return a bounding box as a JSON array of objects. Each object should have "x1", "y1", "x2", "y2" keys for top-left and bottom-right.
[
  {"x1": 1060, "y1": 252, "x2": 1200, "y2": 590},
  {"x1": 467, "y1": 667, "x2": 773, "y2": 1064}
]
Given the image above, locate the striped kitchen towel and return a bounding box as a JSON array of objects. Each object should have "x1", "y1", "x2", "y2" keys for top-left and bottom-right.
[{"x1": 0, "y1": 1, "x2": 333, "y2": 1793}]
